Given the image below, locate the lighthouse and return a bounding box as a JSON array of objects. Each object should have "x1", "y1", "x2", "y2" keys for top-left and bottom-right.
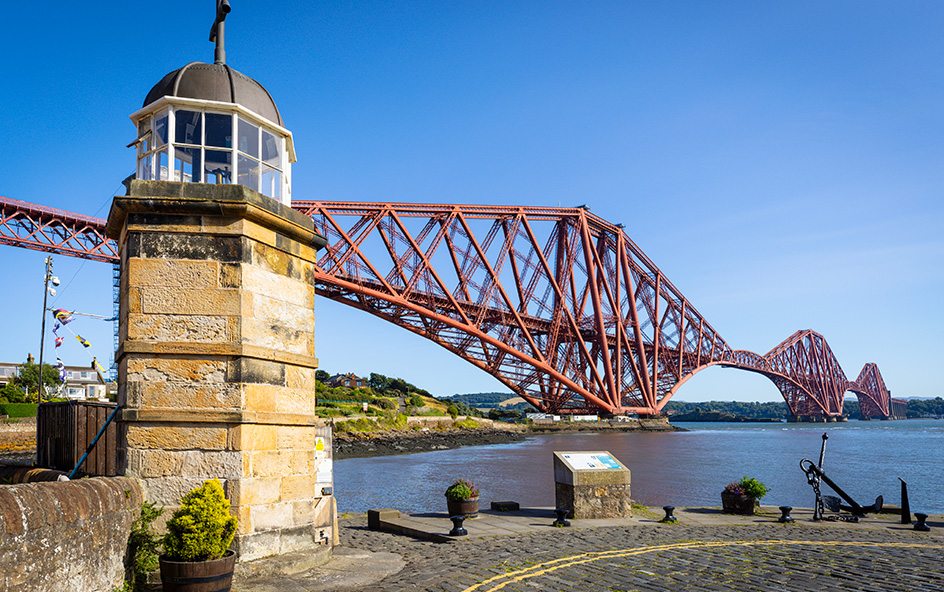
[{"x1": 107, "y1": 1, "x2": 333, "y2": 563}]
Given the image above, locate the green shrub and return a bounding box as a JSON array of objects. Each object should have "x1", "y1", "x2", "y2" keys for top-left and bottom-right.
[
  {"x1": 163, "y1": 479, "x2": 237, "y2": 562},
  {"x1": 123, "y1": 501, "x2": 163, "y2": 591},
  {"x1": 373, "y1": 397, "x2": 397, "y2": 410},
  {"x1": 446, "y1": 405, "x2": 458, "y2": 419},
  {"x1": 453, "y1": 418, "x2": 480, "y2": 429},
  {"x1": 335, "y1": 418, "x2": 378, "y2": 433},
  {"x1": 410, "y1": 394, "x2": 425, "y2": 407},
  {"x1": 0, "y1": 403, "x2": 38, "y2": 418}
]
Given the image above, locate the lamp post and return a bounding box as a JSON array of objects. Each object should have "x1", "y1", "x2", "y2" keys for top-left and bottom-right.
[{"x1": 37, "y1": 257, "x2": 58, "y2": 404}]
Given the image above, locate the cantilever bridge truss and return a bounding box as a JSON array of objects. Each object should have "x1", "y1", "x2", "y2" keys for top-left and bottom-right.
[{"x1": 0, "y1": 194, "x2": 896, "y2": 419}]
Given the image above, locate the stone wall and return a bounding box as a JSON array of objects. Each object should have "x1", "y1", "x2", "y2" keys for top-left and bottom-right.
[{"x1": 0, "y1": 476, "x2": 142, "y2": 592}]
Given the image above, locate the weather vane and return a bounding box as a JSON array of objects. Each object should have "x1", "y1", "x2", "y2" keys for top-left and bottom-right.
[{"x1": 209, "y1": 0, "x2": 232, "y2": 65}]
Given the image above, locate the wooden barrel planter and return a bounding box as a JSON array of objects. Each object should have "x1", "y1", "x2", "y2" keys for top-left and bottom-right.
[
  {"x1": 447, "y1": 497, "x2": 480, "y2": 519},
  {"x1": 721, "y1": 492, "x2": 757, "y2": 515},
  {"x1": 159, "y1": 550, "x2": 236, "y2": 592}
]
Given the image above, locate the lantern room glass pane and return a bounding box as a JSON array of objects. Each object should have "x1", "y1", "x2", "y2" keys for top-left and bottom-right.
[
  {"x1": 137, "y1": 116, "x2": 152, "y2": 155},
  {"x1": 260, "y1": 165, "x2": 281, "y2": 200},
  {"x1": 261, "y1": 129, "x2": 281, "y2": 169},
  {"x1": 237, "y1": 118, "x2": 259, "y2": 158},
  {"x1": 175, "y1": 110, "x2": 202, "y2": 146},
  {"x1": 138, "y1": 154, "x2": 152, "y2": 181},
  {"x1": 174, "y1": 146, "x2": 202, "y2": 183},
  {"x1": 157, "y1": 150, "x2": 169, "y2": 180},
  {"x1": 205, "y1": 149, "x2": 232, "y2": 184},
  {"x1": 154, "y1": 113, "x2": 169, "y2": 147},
  {"x1": 205, "y1": 113, "x2": 232, "y2": 148},
  {"x1": 237, "y1": 154, "x2": 259, "y2": 190}
]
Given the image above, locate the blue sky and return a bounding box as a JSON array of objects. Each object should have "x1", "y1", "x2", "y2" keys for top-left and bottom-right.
[{"x1": 0, "y1": 1, "x2": 941, "y2": 403}]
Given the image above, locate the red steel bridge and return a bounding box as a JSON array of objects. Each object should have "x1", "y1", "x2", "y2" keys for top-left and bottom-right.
[{"x1": 0, "y1": 195, "x2": 902, "y2": 420}]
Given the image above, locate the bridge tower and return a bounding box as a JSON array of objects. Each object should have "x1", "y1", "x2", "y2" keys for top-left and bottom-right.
[{"x1": 108, "y1": 2, "x2": 333, "y2": 562}]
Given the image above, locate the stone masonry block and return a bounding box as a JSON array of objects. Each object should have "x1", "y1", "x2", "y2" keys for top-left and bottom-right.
[
  {"x1": 125, "y1": 425, "x2": 227, "y2": 451},
  {"x1": 286, "y1": 365, "x2": 317, "y2": 389},
  {"x1": 277, "y1": 387, "x2": 316, "y2": 415},
  {"x1": 229, "y1": 424, "x2": 277, "y2": 452},
  {"x1": 281, "y1": 474, "x2": 316, "y2": 502},
  {"x1": 250, "y1": 450, "x2": 294, "y2": 478},
  {"x1": 140, "y1": 287, "x2": 241, "y2": 316},
  {"x1": 235, "y1": 530, "x2": 281, "y2": 562},
  {"x1": 251, "y1": 501, "x2": 295, "y2": 531},
  {"x1": 242, "y1": 318, "x2": 313, "y2": 357},
  {"x1": 228, "y1": 357, "x2": 285, "y2": 386},
  {"x1": 130, "y1": 381, "x2": 241, "y2": 410},
  {"x1": 127, "y1": 259, "x2": 218, "y2": 287},
  {"x1": 127, "y1": 314, "x2": 230, "y2": 343},
  {"x1": 126, "y1": 357, "x2": 227, "y2": 383},
  {"x1": 293, "y1": 499, "x2": 315, "y2": 526},
  {"x1": 126, "y1": 449, "x2": 242, "y2": 479},
  {"x1": 242, "y1": 383, "x2": 279, "y2": 413},
  {"x1": 139, "y1": 476, "x2": 214, "y2": 507},
  {"x1": 231, "y1": 477, "x2": 282, "y2": 507},
  {"x1": 243, "y1": 265, "x2": 313, "y2": 307},
  {"x1": 277, "y1": 426, "x2": 315, "y2": 452}
]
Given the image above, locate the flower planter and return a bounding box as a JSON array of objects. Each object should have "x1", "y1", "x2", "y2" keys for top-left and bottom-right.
[
  {"x1": 159, "y1": 550, "x2": 236, "y2": 592},
  {"x1": 721, "y1": 492, "x2": 757, "y2": 515},
  {"x1": 447, "y1": 497, "x2": 480, "y2": 519}
]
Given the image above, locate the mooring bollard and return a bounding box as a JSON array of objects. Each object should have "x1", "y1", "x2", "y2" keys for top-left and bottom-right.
[
  {"x1": 778, "y1": 506, "x2": 795, "y2": 523},
  {"x1": 899, "y1": 478, "x2": 912, "y2": 524},
  {"x1": 913, "y1": 513, "x2": 930, "y2": 532},
  {"x1": 449, "y1": 515, "x2": 468, "y2": 536},
  {"x1": 553, "y1": 508, "x2": 571, "y2": 527},
  {"x1": 660, "y1": 506, "x2": 677, "y2": 523}
]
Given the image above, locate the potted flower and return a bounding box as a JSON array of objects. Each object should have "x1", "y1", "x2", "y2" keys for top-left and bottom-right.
[
  {"x1": 445, "y1": 478, "x2": 480, "y2": 518},
  {"x1": 159, "y1": 479, "x2": 239, "y2": 592},
  {"x1": 721, "y1": 476, "x2": 770, "y2": 515}
]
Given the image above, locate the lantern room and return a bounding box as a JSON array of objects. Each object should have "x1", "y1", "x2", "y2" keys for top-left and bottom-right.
[{"x1": 129, "y1": 62, "x2": 295, "y2": 206}]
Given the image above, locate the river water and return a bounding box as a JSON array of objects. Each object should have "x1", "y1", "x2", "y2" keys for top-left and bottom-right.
[{"x1": 334, "y1": 419, "x2": 944, "y2": 515}]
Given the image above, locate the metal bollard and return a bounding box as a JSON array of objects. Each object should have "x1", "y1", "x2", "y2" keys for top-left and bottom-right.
[
  {"x1": 913, "y1": 513, "x2": 930, "y2": 532},
  {"x1": 449, "y1": 515, "x2": 468, "y2": 536},
  {"x1": 660, "y1": 506, "x2": 677, "y2": 523},
  {"x1": 899, "y1": 478, "x2": 911, "y2": 524},
  {"x1": 553, "y1": 508, "x2": 571, "y2": 527},
  {"x1": 778, "y1": 506, "x2": 794, "y2": 523}
]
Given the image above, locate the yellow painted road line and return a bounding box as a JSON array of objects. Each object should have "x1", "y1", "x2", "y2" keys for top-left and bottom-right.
[{"x1": 462, "y1": 540, "x2": 944, "y2": 592}]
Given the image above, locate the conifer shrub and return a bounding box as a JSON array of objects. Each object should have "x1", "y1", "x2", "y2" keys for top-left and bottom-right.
[{"x1": 163, "y1": 479, "x2": 237, "y2": 562}]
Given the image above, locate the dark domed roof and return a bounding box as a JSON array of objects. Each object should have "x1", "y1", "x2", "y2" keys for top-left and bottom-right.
[{"x1": 143, "y1": 62, "x2": 284, "y2": 127}]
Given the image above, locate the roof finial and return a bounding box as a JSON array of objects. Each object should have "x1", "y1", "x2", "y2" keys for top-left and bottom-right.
[{"x1": 209, "y1": 0, "x2": 232, "y2": 65}]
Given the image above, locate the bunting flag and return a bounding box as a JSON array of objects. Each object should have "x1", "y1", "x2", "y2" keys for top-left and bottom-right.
[
  {"x1": 52, "y1": 309, "x2": 74, "y2": 324},
  {"x1": 56, "y1": 358, "x2": 66, "y2": 382},
  {"x1": 46, "y1": 305, "x2": 112, "y2": 381}
]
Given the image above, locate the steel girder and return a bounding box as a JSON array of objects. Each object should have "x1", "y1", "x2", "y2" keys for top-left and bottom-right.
[
  {"x1": 0, "y1": 196, "x2": 116, "y2": 262},
  {"x1": 293, "y1": 201, "x2": 730, "y2": 415},
  {"x1": 848, "y1": 362, "x2": 891, "y2": 418},
  {"x1": 0, "y1": 194, "x2": 895, "y2": 418}
]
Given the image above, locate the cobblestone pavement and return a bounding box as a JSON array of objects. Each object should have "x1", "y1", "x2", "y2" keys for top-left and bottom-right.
[{"x1": 238, "y1": 515, "x2": 944, "y2": 592}]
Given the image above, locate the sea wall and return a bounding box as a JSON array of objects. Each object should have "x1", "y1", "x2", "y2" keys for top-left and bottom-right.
[{"x1": 0, "y1": 476, "x2": 142, "y2": 592}]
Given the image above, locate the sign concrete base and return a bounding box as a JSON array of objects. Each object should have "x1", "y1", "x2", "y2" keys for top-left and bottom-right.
[{"x1": 553, "y1": 451, "x2": 631, "y2": 519}]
